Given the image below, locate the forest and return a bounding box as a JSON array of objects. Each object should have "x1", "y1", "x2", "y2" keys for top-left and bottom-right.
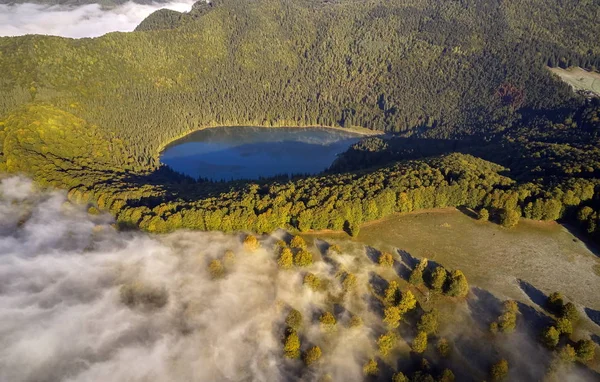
[{"x1": 0, "y1": 0, "x2": 599, "y2": 239}]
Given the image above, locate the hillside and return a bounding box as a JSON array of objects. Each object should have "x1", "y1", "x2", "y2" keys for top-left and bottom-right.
[{"x1": 0, "y1": 0, "x2": 599, "y2": 236}]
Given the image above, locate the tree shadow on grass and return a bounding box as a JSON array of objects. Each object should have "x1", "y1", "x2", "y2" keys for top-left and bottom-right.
[
  {"x1": 584, "y1": 307, "x2": 600, "y2": 326},
  {"x1": 467, "y1": 287, "x2": 503, "y2": 331},
  {"x1": 397, "y1": 249, "x2": 419, "y2": 269},
  {"x1": 517, "y1": 279, "x2": 548, "y2": 309},
  {"x1": 365, "y1": 246, "x2": 381, "y2": 264},
  {"x1": 369, "y1": 271, "x2": 389, "y2": 298},
  {"x1": 516, "y1": 302, "x2": 553, "y2": 335},
  {"x1": 457, "y1": 206, "x2": 479, "y2": 220}
]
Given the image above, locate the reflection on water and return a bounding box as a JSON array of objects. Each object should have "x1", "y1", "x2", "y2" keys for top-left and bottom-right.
[{"x1": 160, "y1": 126, "x2": 362, "y2": 181}]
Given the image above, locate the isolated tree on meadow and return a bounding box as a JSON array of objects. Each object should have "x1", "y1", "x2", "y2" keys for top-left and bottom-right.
[
  {"x1": 363, "y1": 359, "x2": 378, "y2": 376},
  {"x1": 286, "y1": 309, "x2": 302, "y2": 330},
  {"x1": 547, "y1": 292, "x2": 564, "y2": 314},
  {"x1": 243, "y1": 235, "x2": 260, "y2": 252},
  {"x1": 555, "y1": 317, "x2": 573, "y2": 335},
  {"x1": 223, "y1": 249, "x2": 236, "y2": 267},
  {"x1": 208, "y1": 259, "x2": 225, "y2": 279},
  {"x1": 278, "y1": 247, "x2": 293, "y2": 269},
  {"x1": 349, "y1": 314, "x2": 363, "y2": 328},
  {"x1": 437, "y1": 338, "x2": 451, "y2": 358},
  {"x1": 561, "y1": 302, "x2": 579, "y2": 322},
  {"x1": 327, "y1": 243, "x2": 342, "y2": 255},
  {"x1": 294, "y1": 250, "x2": 313, "y2": 267},
  {"x1": 542, "y1": 326, "x2": 560, "y2": 348},
  {"x1": 342, "y1": 272, "x2": 357, "y2": 292},
  {"x1": 379, "y1": 251, "x2": 394, "y2": 267},
  {"x1": 409, "y1": 258, "x2": 428, "y2": 285},
  {"x1": 303, "y1": 272, "x2": 321, "y2": 291},
  {"x1": 398, "y1": 290, "x2": 417, "y2": 313},
  {"x1": 377, "y1": 331, "x2": 397, "y2": 356},
  {"x1": 418, "y1": 309, "x2": 439, "y2": 334},
  {"x1": 558, "y1": 344, "x2": 577, "y2": 365},
  {"x1": 290, "y1": 235, "x2": 307, "y2": 250},
  {"x1": 575, "y1": 339, "x2": 596, "y2": 362},
  {"x1": 384, "y1": 280, "x2": 400, "y2": 305},
  {"x1": 446, "y1": 270, "x2": 469, "y2": 297},
  {"x1": 303, "y1": 346, "x2": 322, "y2": 366},
  {"x1": 284, "y1": 329, "x2": 301, "y2": 359},
  {"x1": 383, "y1": 306, "x2": 402, "y2": 329},
  {"x1": 412, "y1": 331, "x2": 428, "y2": 353},
  {"x1": 439, "y1": 369, "x2": 455, "y2": 382},
  {"x1": 319, "y1": 312, "x2": 337, "y2": 332},
  {"x1": 490, "y1": 359, "x2": 509, "y2": 381}
]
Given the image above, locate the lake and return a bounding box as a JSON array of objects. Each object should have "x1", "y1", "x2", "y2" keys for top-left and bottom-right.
[{"x1": 160, "y1": 126, "x2": 362, "y2": 181}]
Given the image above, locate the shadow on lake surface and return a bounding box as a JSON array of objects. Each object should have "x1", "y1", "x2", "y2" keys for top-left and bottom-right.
[{"x1": 160, "y1": 126, "x2": 362, "y2": 181}]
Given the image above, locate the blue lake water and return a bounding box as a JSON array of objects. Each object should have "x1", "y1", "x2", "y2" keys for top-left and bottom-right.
[{"x1": 160, "y1": 126, "x2": 362, "y2": 181}]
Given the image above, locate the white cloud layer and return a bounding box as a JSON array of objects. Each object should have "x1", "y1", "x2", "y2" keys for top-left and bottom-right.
[{"x1": 0, "y1": 1, "x2": 195, "y2": 38}]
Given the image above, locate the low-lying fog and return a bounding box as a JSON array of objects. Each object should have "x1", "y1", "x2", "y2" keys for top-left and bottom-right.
[
  {"x1": 0, "y1": 176, "x2": 596, "y2": 381},
  {"x1": 0, "y1": 1, "x2": 194, "y2": 38}
]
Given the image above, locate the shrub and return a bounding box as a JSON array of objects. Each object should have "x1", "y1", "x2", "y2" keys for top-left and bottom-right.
[
  {"x1": 294, "y1": 250, "x2": 313, "y2": 267},
  {"x1": 284, "y1": 329, "x2": 301, "y2": 358},
  {"x1": 437, "y1": 338, "x2": 451, "y2": 358},
  {"x1": 303, "y1": 272, "x2": 321, "y2": 291},
  {"x1": 278, "y1": 247, "x2": 294, "y2": 269},
  {"x1": 243, "y1": 235, "x2": 260, "y2": 252},
  {"x1": 542, "y1": 326, "x2": 560, "y2": 348},
  {"x1": 319, "y1": 312, "x2": 337, "y2": 331},
  {"x1": 490, "y1": 359, "x2": 508, "y2": 381},
  {"x1": 575, "y1": 339, "x2": 596, "y2": 362},
  {"x1": 363, "y1": 359, "x2": 378, "y2": 376},
  {"x1": 379, "y1": 251, "x2": 394, "y2": 267},
  {"x1": 445, "y1": 270, "x2": 469, "y2": 297},
  {"x1": 377, "y1": 332, "x2": 397, "y2": 356},
  {"x1": 303, "y1": 346, "x2": 322, "y2": 366},
  {"x1": 430, "y1": 267, "x2": 447, "y2": 292},
  {"x1": 208, "y1": 259, "x2": 225, "y2": 279},
  {"x1": 290, "y1": 235, "x2": 307, "y2": 250},
  {"x1": 417, "y1": 310, "x2": 439, "y2": 334},
  {"x1": 285, "y1": 309, "x2": 302, "y2": 330},
  {"x1": 412, "y1": 331, "x2": 428, "y2": 353},
  {"x1": 478, "y1": 208, "x2": 489, "y2": 221}
]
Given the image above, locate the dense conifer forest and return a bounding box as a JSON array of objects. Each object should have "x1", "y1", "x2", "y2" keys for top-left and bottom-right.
[{"x1": 0, "y1": 0, "x2": 599, "y2": 238}]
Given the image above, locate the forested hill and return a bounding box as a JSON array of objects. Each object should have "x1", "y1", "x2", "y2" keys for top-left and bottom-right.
[
  {"x1": 1, "y1": 0, "x2": 599, "y2": 168},
  {"x1": 0, "y1": 0, "x2": 599, "y2": 236}
]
